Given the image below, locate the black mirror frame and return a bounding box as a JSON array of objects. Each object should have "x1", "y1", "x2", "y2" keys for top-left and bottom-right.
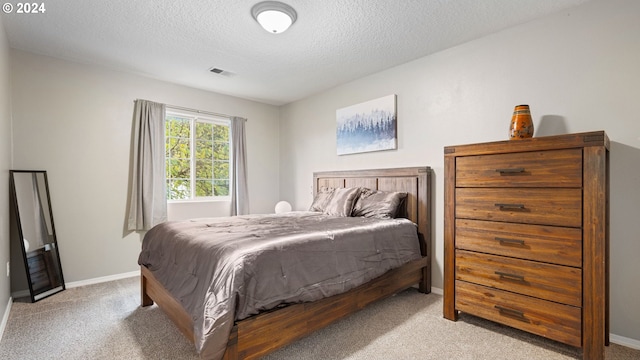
[{"x1": 10, "y1": 170, "x2": 65, "y2": 302}]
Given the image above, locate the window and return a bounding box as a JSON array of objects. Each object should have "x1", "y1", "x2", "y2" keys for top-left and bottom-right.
[{"x1": 165, "y1": 110, "x2": 231, "y2": 201}]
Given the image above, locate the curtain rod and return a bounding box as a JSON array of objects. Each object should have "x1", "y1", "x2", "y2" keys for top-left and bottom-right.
[{"x1": 135, "y1": 99, "x2": 239, "y2": 120}]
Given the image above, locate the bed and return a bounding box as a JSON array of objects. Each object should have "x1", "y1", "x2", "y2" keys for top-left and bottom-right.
[{"x1": 139, "y1": 166, "x2": 432, "y2": 359}]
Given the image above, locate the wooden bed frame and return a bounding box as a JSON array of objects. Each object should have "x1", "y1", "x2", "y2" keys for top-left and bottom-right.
[{"x1": 140, "y1": 166, "x2": 432, "y2": 359}]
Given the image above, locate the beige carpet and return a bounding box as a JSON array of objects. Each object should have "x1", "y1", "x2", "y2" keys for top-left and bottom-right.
[{"x1": 0, "y1": 277, "x2": 638, "y2": 360}]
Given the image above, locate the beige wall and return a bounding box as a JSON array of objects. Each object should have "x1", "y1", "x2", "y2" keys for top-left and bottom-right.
[
  {"x1": 0, "y1": 15, "x2": 12, "y2": 323},
  {"x1": 9, "y1": 50, "x2": 281, "y2": 284},
  {"x1": 280, "y1": 0, "x2": 640, "y2": 343}
]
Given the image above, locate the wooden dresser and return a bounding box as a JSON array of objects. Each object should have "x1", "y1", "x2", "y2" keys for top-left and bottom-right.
[{"x1": 443, "y1": 131, "x2": 609, "y2": 359}]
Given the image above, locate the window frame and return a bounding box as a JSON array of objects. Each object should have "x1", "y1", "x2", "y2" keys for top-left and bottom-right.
[{"x1": 165, "y1": 109, "x2": 232, "y2": 203}]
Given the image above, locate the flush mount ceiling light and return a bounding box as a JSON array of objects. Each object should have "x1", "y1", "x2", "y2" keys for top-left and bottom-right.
[{"x1": 251, "y1": 1, "x2": 297, "y2": 34}]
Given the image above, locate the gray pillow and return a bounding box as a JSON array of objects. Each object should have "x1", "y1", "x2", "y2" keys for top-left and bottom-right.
[
  {"x1": 351, "y1": 189, "x2": 408, "y2": 219},
  {"x1": 309, "y1": 187, "x2": 335, "y2": 212},
  {"x1": 323, "y1": 187, "x2": 361, "y2": 217}
]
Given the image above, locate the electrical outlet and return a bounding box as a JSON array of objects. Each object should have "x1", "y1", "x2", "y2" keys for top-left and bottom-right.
[{"x1": 6, "y1": 261, "x2": 9, "y2": 277}]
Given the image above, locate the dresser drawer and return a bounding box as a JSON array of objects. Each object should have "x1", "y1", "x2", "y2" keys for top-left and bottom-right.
[
  {"x1": 455, "y1": 219, "x2": 582, "y2": 267},
  {"x1": 455, "y1": 281, "x2": 581, "y2": 347},
  {"x1": 455, "y1": 250, "x2": 582, "y2": 306},
  {"x1": 455, "y1": 188, "x2": 582, "y2": 227},
  {"x1": 455, "y1": 149, "x2": 582, "y2": 188}
]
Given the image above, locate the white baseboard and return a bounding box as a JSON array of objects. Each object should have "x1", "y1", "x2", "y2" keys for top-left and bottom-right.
[
  {"x1": 9, "y1": 270, "x2": 140, "y2": 298},
  {"x1": 430, "y1": 286, "x2": 443, "y2": 295},
  {"x1": 10, "y1": 289, "x2": 29, "y2": 299},
  {"x1": 610, "y1": 333, "x2": 640, "y2": 350},
  {"x1": 66, "y1": 270, "x2": 139, "y2": 289},
  {"x1": 0, "y1": 296, "x2": 12, "y2": 342}
]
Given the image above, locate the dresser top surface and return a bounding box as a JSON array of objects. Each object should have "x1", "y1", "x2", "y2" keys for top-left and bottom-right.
[{"x1": 445, "y1": 131, "x2": 609, "y2": 157}]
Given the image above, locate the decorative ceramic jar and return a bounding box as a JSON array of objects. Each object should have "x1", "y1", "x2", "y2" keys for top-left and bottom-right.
[{"x1": 509, "y1": 104, "x2": 534, "y2": 140}]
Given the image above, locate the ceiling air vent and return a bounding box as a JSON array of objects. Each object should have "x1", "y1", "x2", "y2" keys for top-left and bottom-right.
[{"x1": 208, "y1": 67, "x2": 235, "y2": 77}]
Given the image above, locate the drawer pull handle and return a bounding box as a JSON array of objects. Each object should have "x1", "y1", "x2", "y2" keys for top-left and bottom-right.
[
  {"x1": 495, "y1": 237, "x2": 525, "y2": 246},
  {"x1": 495, "y1": 305, "x2": 527, "y2": 320},
  {"x1": 495, "y1": 167, "x2": 525, "y2": 174},
  {"x1": 495, "y1": 203, "x2": 525, "y2": 210},
  {"x1": 495, "y1": 271, "x2": 525, "y2": 282}
]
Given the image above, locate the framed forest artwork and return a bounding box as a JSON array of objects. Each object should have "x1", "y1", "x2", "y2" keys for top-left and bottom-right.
[{"x1": 336, "y1": 94, "x2": 397, "y2": 155}]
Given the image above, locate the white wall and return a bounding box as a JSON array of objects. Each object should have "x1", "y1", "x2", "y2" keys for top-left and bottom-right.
[
  {"x1": 280, "y1": 0, "x2": 640, "y2": 343},
  {"x1": 9, "y1": 50, "x2": 281, "y2": 283},
  {"x1": 0, "y1": 14, "x2": 12, "y2": 324}
]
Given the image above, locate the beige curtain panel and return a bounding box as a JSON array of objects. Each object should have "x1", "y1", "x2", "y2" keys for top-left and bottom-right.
[
  {"x1": 127, "y1": 99, "x2": 167, "y2": 231},
  {"x1": 230, "y1": 116, "x2": 249, "y2": 215}
]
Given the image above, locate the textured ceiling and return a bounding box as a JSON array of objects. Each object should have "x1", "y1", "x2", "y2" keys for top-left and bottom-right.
[{"x1": 1, "y1": 0, "x2": 592, "y2": 105}]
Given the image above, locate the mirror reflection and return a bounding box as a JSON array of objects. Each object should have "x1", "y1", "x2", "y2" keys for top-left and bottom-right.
[{"x1": 10, "y1": 170, "x2": 65, "y2": 302}]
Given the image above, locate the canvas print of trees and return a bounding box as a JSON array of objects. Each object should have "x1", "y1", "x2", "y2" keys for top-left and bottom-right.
[{"x1": 336, "y1": 94, "x2": 397, "y2": 155}]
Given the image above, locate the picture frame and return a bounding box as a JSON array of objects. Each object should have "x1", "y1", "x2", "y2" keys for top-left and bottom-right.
[{"x1": 336, "y1": 94, "x2": 397, "y2": 155}]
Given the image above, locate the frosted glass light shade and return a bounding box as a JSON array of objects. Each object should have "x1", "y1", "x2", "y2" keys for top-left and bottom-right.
[
  {"x1": 257, "y1": 10, "x2": 292, "y2": 33},
  {"x1": 251, "y1": 1, "x2": 297, "y2": 34}
]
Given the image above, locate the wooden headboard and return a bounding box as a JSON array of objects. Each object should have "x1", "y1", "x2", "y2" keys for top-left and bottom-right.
[{"x1": 313, "y1": 166, "x2": 432, "y2": 288}]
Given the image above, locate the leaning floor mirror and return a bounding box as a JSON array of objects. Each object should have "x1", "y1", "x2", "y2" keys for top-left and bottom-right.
[{"x1": 10, "y1": 170, "x2": 65, "y2": 302}]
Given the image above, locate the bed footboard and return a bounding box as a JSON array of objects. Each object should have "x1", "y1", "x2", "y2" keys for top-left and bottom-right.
[{"x1": 141, "y1": 256, "x2": 428, "y2": 360}]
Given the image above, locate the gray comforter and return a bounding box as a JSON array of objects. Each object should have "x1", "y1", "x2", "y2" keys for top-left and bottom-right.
[{"x1": 138, "y1": 211, "x2": 421, "y2": 359}]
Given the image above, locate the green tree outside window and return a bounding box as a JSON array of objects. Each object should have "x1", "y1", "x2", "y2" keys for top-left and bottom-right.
[{"x1": 165, "y1": 113, "x2": 230, "y2": 200}]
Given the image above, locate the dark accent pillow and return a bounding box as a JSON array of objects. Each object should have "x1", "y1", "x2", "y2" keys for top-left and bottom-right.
[
  {"x1": 309, "y1": 187, "x2": 335, "y2": 212},
  {"x1": 351, "y1": 188, "x2": 408, "y2": 219},
  {"x1": 323, "y1": 187, "x2": 361, "y2": 217}
]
